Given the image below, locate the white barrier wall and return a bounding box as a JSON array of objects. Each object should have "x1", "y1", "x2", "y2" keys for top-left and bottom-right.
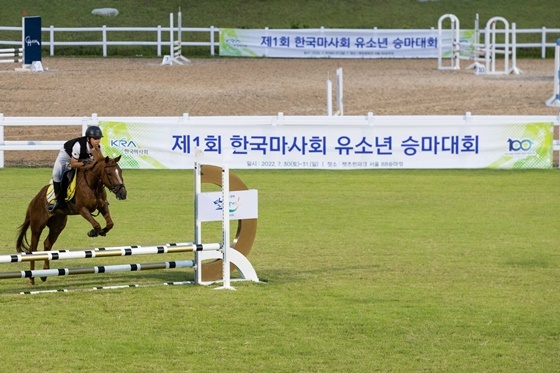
[{"x1": 1, "y1": 113, "x2": 559, "y2": 169}]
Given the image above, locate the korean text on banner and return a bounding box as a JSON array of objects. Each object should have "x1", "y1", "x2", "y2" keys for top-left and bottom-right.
[
  {"x1": 219, "y1": 28, "x2": 475, "y2": 59},
  {"x1": 99, "y1": 121, "x2": 552, "y2": 170}
]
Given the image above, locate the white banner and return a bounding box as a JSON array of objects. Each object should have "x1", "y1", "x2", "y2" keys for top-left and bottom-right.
[
  {"x1": 197, "y1": 190, "x2": 258, "y2": 222},
  {"x1": 99, "y1": 119, "x2": 553, "y2": 170},
  {"x1": 219, "y1": 28, "x2": 474, "y2": 59}
]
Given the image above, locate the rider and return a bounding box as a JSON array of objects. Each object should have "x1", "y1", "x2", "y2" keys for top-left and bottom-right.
[{"x1": 48, "y1": 126, "x2": 103, "y2": 212}]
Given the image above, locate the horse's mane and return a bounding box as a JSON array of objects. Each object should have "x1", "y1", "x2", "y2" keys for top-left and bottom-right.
[{"x1": 91, "y1": 146, "x2": 104, "y2": 161}]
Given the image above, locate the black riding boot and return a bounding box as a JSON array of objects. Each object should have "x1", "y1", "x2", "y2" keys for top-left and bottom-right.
[{"x1": 48, "y1": 181, "x2": 65, "y2": 212}]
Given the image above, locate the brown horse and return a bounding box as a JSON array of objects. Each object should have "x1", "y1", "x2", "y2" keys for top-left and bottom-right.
[{"x1": 16, "y1": 152, "x2": 127, "y2": 285}]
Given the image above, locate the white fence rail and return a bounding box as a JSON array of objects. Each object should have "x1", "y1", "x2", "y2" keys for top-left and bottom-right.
[
  {"x1": 1, "y1": 25, "x2": 560, "y2": 58},
  {"x1": 1, "y1": 113, "x2": 559, "y2": 169},
  {"x1": 0, "y1": 25, "x2": 219, "y2": 57}
]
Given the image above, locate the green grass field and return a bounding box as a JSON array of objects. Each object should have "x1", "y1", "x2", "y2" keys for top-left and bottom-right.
[
  {"x1": 2, "y1": 0, "x2": 559, "y2": 29},
  {"x1": 0, "y1": 168, "x2": 558, "y2": 372},
  {"x1": 0, "y1": 2, "x2": 559, "y2": 371},
  {"x1": 1, "y1": 0, "x2": 559, "y2": 57}
]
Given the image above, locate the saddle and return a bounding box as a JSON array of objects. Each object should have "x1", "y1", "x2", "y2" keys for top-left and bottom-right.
[{"x1": 46, "y1": 168, "x2": 78, "y2": 206}]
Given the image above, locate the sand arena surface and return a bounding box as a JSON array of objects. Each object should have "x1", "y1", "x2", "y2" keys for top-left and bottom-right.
[{"x1": 0, "y1": 57, "x2": 558, "y2": 166}]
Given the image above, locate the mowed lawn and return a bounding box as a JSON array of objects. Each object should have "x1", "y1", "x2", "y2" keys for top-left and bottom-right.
[{"x1": 0, "y1": 168, "x2": 558, "y2": 372}]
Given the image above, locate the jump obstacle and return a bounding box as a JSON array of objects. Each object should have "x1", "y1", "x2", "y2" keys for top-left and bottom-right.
[
  {"x1": 161, "y1": 9, "x2": 190, "y2": 65},
  {"x1": 1, "y1": 16, "x2": 43, "y2": 71},
  {"x1": 546, "y1": 38, "x2": 560, "y2": 108},
  {"x1": 438, "y1": 14, "x2": 521, "y2": 75},
  {"x1": 326, "y1": 67, "x2": 344, "y2": 116},
  {"x1": 0, "y1": 163, "x2": 259, "y2": 293}
]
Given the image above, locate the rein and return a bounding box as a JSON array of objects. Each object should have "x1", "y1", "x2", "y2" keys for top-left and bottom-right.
[{"x1": 84, "y1": 162, "x2": 125, "y2": 197}]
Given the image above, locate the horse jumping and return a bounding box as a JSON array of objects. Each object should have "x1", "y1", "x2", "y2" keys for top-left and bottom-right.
[{"x1": 16, "y1": 151, "x2": 127, "y2": 285}]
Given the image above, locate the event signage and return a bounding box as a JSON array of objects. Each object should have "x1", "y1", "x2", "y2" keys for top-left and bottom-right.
[
  {"x1": 23, "y1": 16, "x2": 41, "y2": 65},
  {"x1": 219, "y1": 28, "x2": 475, "y2": 59},
  {"x1": 99, "y1": 120, "x2": 552, "y2": 170}
]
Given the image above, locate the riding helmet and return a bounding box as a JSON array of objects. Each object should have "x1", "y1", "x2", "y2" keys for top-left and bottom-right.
[{"x1": 85, "y1": 126, "x2": 103, "y2": 139}]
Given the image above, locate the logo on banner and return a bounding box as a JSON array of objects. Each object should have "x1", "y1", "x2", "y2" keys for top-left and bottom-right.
[
  {"x1": 25, "y1": 36, "x2": 40, "y2": 47},
  {"x1": 110, "y1": 137, "x2": 138, "y2": 149},
  {"x1": 109, "y1": 137, "x2": 148, "y2": 156},
  {"x1": 506, "y1": 138, "x2": 535, "y2": 156},
  {"x1": 506, "y1": 139, "x2": 536, "y2": 157},
  {"x1": 225, "y1": 38, "x2": 243, "y2": 47},
  {"x1": 213, "y1": 195, "x2": 241, "y2": 213}
]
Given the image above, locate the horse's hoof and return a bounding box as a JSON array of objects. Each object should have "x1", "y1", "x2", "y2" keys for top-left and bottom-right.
[
  {"x1": 87, "y1": 229, "x2": 98, "y2": 237},
  {"x1": 99, "y1": 229, "x2": 107, "y2": 237},
  {"x1": 40, "y1": 277, "x2": 47, "y2": 282}
]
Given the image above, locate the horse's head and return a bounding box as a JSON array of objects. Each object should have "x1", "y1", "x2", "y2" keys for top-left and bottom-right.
[{"x1": 100, "y1": 156, "x2": 127, "y2": 200}]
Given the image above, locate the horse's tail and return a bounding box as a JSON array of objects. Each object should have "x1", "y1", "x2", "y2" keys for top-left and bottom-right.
[{"x1": 16, "y1": 209, "x2": 31, "y2": 253}]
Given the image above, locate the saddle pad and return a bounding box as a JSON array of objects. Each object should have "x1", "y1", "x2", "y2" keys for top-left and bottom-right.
[{"x1": 46, "y1": 172, "x2": 78, "y2": 205}]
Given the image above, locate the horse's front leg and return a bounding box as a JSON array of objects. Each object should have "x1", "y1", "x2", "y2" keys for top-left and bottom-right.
[
  {"x1": 96, "y1": 201, "x2": 114, "y2": 237},
  {"x1": 77, "y1": 207, "x2": 104, "y2": 238},
  {"x1": 29, "y1": 260, "x2": 35, "y2": 286}
]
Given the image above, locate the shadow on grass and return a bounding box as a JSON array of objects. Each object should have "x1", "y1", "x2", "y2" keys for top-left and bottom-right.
[
  {"x1": 258, "y1": 264, "x2": 380, "y2": 284},
  {"x1": 1, "y1": 263, "x2": 382, "y2": 295}
]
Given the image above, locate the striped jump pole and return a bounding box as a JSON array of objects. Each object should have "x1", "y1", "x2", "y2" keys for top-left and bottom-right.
[
  {"x1": 0, "y1": 242, "x2": 221, "y2": 264},
  {"x1": 0, "y1": 259, "x2": 195, "y2": 280},
  {"x1": 546, "y1": 38, "x2": 560, "y2": 107},
  {"x1": 0, "y1": 48, "x2": 23, "y2": 64}
]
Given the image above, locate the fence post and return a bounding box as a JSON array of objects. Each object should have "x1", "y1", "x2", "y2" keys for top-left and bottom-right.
[
  {"x1": 50, "y1": 25, "x2": 54, "y2": 56},
  {"x1": 210, "y1": 25, "x2": 215, "y2": 56},
  {"x1": 169, "y1": 13, "x2": 174, "y2": 56},
  {"x1": 102, "y1": 25, "x2": 107, "y2": 57},
  {"x1": 542, "y1": 27, "x2": 547, "y2": 59},
  {"x1": 157, "y1": 25, "x2": 162, "y2": 56}
]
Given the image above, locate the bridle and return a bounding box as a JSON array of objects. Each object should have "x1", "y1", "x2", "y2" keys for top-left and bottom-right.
[
  {"x1": 85, "y1": 161, "x2": 125, "y2": 196},
  {"x1": 102, "y1": 163, "x2": 125, "y2": 195}
]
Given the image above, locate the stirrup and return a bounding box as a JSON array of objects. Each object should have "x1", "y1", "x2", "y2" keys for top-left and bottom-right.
[{"x1": 48, "y1": 200, "x2": 64, "y2": 213}]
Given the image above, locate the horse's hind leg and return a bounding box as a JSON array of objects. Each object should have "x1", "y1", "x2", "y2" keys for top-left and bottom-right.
[
  {"x1": 28, "y1": 226, "x2": 43, "y2": 286},
  {"x1": 40, "y1": 215, "x2": 68, "y2": 282}
]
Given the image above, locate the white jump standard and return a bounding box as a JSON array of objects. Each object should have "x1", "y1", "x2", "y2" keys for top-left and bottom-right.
[
  {"x1": 546, "y1": 38, "x2": 560, "y2": 108},
  {"x1": 161, "y1": 10, "x2": 190, "y2": 65},
  {"x1": 437, "y1": 14, "x2": 521, "y2": 75}
]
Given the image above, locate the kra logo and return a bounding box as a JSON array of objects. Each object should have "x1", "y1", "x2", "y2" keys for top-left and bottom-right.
[
  {"x1": 110, "y1": 137, "x2": 137, "y2": 148},
  {"x1": 507, "y1": 139, "x2": 532, "y2": 152}
]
